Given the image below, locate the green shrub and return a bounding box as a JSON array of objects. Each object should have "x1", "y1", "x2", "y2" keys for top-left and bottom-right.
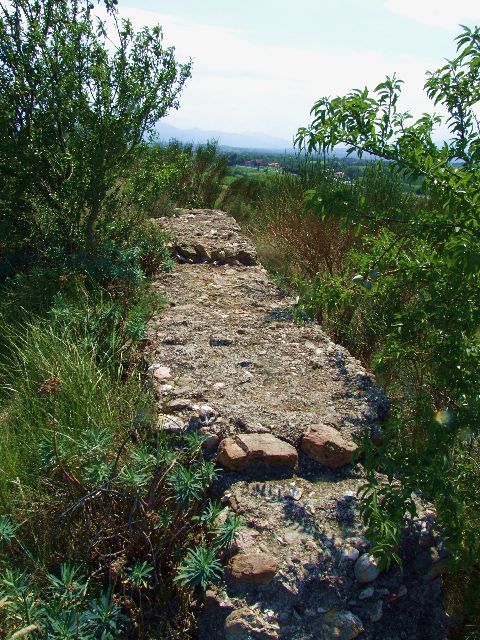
[
  {"x1": 0, "y1": 286, "x2": 238, "y2": 637},
  {"x1": 0, "y1": 563, "x2": 127, "y2": 640},
  {"x1": 0, "y1": 0, "x2": 190, "y2": 254},
  {"x1": 124, "y1": 140, "x2": 229, "y2": 216},
  {"x1": 294, "y1": 27, "x2": 480, "y2": 617}
]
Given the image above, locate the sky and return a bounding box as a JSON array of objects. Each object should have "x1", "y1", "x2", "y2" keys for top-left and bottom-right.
[{"x1": 114, "y1": 0, "x2": 479, "y2": 143}]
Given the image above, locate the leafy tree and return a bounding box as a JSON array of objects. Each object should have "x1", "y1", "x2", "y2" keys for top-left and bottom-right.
[
  {"x1": 0, "y1": 0, "x2": 191, "y2": 252},
  {"x1": 296, "y1": 25, "x2": 480, "y2": 571}
]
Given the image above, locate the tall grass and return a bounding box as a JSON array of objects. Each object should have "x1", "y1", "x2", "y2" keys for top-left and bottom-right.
[
  {"x1": 222, "y1": 158, "x2": 359, "y2": 279},
  {"x1": 0, "y1": 288, "x2": 154, "y2": 509},
  {"x1": 125, "y1": 140, "x2": 229, "y2": 218}
]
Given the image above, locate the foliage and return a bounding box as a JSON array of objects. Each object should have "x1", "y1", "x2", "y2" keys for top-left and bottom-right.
[
  {"x1": 0, "y1": 1, "x2": 236, "y2": 637},
  {"x1": 0, "y1": 298, "x2": 235, "y2": 636},
  {"x1": 222, "y1": 156, "x2": 359, "y2": 278},
  {"x1": 175, "y1": 546, "x2": 223, "y2": 591},
  {"x1": 0, "y1": 0, "x2": 191, "y2": 253},
  {"x1": 0, "y1": 248, "x2": 233, "y2": 638},
  {"x1": 125, "y1": 140, "x2": 229, "y2": 217},
  {"x1": 0, "y1": 562, "x2": 127, "y2": 640},
  {"x1": 295, "y1": 25, "x2": 480, "y2": 582}
]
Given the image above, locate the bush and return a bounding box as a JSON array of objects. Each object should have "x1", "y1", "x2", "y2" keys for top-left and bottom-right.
[
  {"x1": 124, "y1": 140, "x2": 229, "y2": 217},
  {"x1": 222, "y1": 158, "x2": 358, "y2": 279},
  {"x1": 295, "y1": 25, "x2": 480, "y2": 627},
  {"x1": 0, "y1": 0, "x2": 190, "y2": 254}
]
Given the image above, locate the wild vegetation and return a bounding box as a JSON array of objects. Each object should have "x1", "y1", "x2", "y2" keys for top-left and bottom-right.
[
  {"x1": 1, "y1": 0, "x2": 479, "y2": 636},
  {"x1": 0, "y1": 1, "x2": 235, "y2": 638},
  {"x1": 222, "y1": 26, "x2": 480, "y2": 637}
]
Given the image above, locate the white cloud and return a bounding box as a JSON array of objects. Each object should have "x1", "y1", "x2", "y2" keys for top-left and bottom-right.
[
  {"x1": 385, "y1": 0, "x2": 479, "y2": 29},
  {"x1": 109, "y1": 6, "x2": 444, "y2": 139}
]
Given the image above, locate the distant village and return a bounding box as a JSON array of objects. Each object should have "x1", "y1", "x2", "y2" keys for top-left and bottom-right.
[{"x1": 243, "y1": 159, "x2": 281, "y2": 169}]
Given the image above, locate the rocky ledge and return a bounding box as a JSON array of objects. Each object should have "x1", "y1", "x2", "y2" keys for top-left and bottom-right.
[{"x1": 147, "y1": 209, "x2": 447, "y2": 640}]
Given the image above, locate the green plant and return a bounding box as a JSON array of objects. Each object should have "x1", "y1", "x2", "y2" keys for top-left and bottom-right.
[
  {"x1": 295, "y1": 23, "x2": 480, "y2": 588},
  {"x1": 124, "y1": 140, "x2": 229, "y2": 216},
  {"x1": 223, "y1": 156, "x2": 358, "y2": 280},
  {"x1": 0, "y1": 0, "x2": 191, "y2": 254},
  {"x1": 0, "y1": 515, "x2": 17, "y2": 544},
  {"x1": 0, "y1": 564, "x2": 127, "y2": 639},
  {"x1": 213, "y1": 512, "x2": 243, "y2": 550},
  {"x1": 126, "y1": 561, "x2": 154, "y2": 589},
  {"x1": 175, "y1": 545, "x2": 223, "y2": 591}
]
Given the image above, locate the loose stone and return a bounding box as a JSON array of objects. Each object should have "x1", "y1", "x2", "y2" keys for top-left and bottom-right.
[
  {"x1": 354, "y1": 554, "x2": 381, "y2": 584},
  {"x1": 151, "y1": 365, "x2": 172, "y2": 381},
  {"x1": 342, "y1": 545, "x2": 360, "y2": 562},
  {"x1": 225, "y1": 553, "x2": 278, "y2": 585},
  {"x1": 217, "y1": 433, "x2": 298, "y2": 473},
  {"x1": 369, "y1": 601, "x2": 383, "y2": 623},
  {"x1": 358, "y1": 586, "x2": 375, "y2": 600},
  {"x1": 157, "y1": 414, "x2": 184, "y2": 433},
  {"x1": 201, "y1": 433, "x2": 220, "y2": 451},
  {"x1": 224, "y1": 607, "x2": 280, "y2": 640},
  {"x1": 301, "y1": 423, "x2": 358, "y2": 468},
  {"x1": 166, "y1": 398, "x2": 192, "y2": 412},
  {"x1": 315, "y1": 610, "x2": 364, "y2": 640},
  {"x1": 198, "y1": 405, "x2": 217, "y2": 425}
]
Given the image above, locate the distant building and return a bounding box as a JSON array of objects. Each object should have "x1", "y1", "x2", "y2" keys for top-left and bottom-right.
[{"x1": 244, "y1": 158, "x2": 265, "y2": 168}]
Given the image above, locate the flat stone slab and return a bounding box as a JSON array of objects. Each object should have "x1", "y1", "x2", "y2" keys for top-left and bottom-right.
[
  {"x1": 147, "y1": 210, "x2": 387, "y2": 451},
  {"x1": 217, "y1": 433, "x2": 298, "y2": 473},
  {"x1": 225, "y1": 552, "x2": 278, "y2": 585}
]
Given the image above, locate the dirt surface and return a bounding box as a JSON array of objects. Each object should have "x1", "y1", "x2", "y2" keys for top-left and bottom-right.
[{"x1": 146, "y1": 209, "x2": 447, "y2": 640}]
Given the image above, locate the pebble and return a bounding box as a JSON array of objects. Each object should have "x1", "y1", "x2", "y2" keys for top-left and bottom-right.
[
  {"x1": 209, "y1": 336, "x2": 234, "y2": 347},
  {"x1": 202, "y1": 433, "x2": 220, "y2": 451},
  {"x1": 317, "y1": 610, "x2": 364, "y2": 639},
  {"x1": 354, "y1": 554, "x2": 381, "y2": 584},
  {"x1": 287, "y1": 486, "x2": 303, "y2": 501},
  {"x1": 369, "y1": 601, "x2": 383, "y2": 622},
  {"x1": 166, "y1": 398, "x2": 192, "y2": 412},
  {"x1": 152, "y1": 366, "x2": 172, "y2": 381},
  {"x1": 342, "y1": 545, "x2": 360, "y2": 562},
  {"x1": 358, "y1": 586, "x2": 375, "y2": 600},
  {"x1": 199, "y1": 405, "x2": 216, "y2": 425},
  {"x1": 157, "y1": 414, "x2": 184, "y2": 433}
]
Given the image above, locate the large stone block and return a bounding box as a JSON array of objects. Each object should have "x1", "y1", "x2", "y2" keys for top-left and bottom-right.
[{"x1": 217, "y1": 433, "x2": 298, "y2": 472}]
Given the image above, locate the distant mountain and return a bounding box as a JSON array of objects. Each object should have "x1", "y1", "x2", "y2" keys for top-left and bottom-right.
[{"x1": 154, "y1": 122, "x2": 295, "y2": 152}]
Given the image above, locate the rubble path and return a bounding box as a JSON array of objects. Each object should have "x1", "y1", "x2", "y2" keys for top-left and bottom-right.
[{"x1": 146, "y1": 209, "x2": 446, "y2": 640}]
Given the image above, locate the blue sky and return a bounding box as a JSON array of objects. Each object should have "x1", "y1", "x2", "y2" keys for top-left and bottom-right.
[{"x1": 115, "y1": 0, "x2": 479, "y2": 141}]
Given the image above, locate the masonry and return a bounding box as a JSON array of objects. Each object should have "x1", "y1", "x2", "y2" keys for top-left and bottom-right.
[{"x1": 146, "y1": 209, "x2": 446, "y2": 640}]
